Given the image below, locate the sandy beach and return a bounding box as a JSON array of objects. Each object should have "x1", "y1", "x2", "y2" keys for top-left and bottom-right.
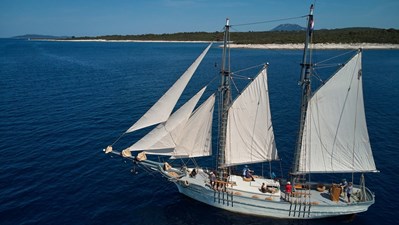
[
  {"x1": 49, "y1": 39, "x2": 399, "y2": 49},
  {"x1": 228, "y1": 43, "x2": 399, "y2": 50}
]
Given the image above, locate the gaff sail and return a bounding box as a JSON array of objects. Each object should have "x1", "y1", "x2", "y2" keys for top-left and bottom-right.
[
  {"x1": 224, "y1": 67, "x2": 278, "y2": 167},
  {"x1": 298, "y1": 51, "x2": 377, "y2": 173}
]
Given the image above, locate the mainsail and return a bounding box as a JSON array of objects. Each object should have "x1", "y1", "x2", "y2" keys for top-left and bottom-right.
[
  {"x1": 126, "y1": 43, "x2": 212, "y2": 133},
  {"x1": 224, "y1": 67, "x2": 278, "y2": 167},
  {"x1": 298, "y1": 51, "x2": 377, "y2": 173}
]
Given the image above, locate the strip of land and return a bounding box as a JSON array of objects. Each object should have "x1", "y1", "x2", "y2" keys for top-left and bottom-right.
[
  {"x1": 228, "y1": 43, "x2": 399, "y2": 49},
  {"x1": 49, "y1": 39, "x2": 399, "y2": 49}
]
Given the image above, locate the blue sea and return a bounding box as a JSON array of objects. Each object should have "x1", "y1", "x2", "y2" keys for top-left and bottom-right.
[{"x1": 1, "y1": 39, "x2": 398, "y2": 225}]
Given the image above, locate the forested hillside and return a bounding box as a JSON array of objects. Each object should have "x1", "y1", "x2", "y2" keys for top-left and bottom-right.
[{"x1": 70, "y1": 28, "x2": 399, "y2": 44}]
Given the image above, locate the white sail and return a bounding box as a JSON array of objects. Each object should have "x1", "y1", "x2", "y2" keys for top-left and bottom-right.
[
  {"x1": 173, "y1": 93, "x2": 215, "y2": 158},
  {"x1": 298, "y1": 51, "x2": 377, "y2": 173},
  {"x1": 126, "y1": 43, "x2": 212, "y2": 133},
  {"x1": 127, "y1": 87, "x2": 207, "y2": 152},
  {"x1": 224, "y1": 67, "x2": 278, "y2": 167}
]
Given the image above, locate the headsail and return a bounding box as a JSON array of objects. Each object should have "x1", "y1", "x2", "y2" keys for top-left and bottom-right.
[
  {"x1": 126, "y1": 92, "x2": 215, "y2": 158},
  {"x1": 173, "y1": 93, "x2": 215, "y2": 158},
  {"x1": 224, "y1": 67, "x2": 278, "y2": 167},
  {"x1": 297, "y1": 51, "x2": 377, "y2": 173},
  {"x1": 126, "y1": 43, "x2": 212, "y2": 133},
  {"x1": 127, "y1": 87, "x2": 207, "y2": 152}
]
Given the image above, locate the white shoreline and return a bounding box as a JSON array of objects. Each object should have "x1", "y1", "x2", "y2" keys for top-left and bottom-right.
[
  {"x1": 43, "y1": 39, "x2": 399, "y2": 49},
  {"x1": 229, "y1": 43, "x2": 399, "y2": 50},
  {"x1": 49, "y1": 39, "x2": 210, "y2": 43}
]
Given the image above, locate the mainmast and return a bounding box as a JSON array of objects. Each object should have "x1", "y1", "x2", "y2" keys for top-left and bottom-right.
[
  {"x1": 292, "y1": 5, "x2": 315, "y2": 175},
  {"x1": 217, "y1": 18, "x2": 232, "y2": 180}
]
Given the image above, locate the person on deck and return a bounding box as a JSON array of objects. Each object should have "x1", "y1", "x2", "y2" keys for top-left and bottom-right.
[
  {"x1": 285, "y1": 181, "x2": 292, "y2": 199},
  {"x1": 242, "y1": 165, "x2": 249, "y2": 176},
  {"x1": 340, "y1": 179, "x2": 348, "y2": 197},
  {"x1": 190, "y1": 168, "x2": 197, "y2": 177},
  {"x1": 261, "y1": 183, "x2": 267, "y2": 193},
  {"x1": 347, "y1": 182, "x2": 353, "y2": 203},
  {"x1": 244, "y1": 167, "x2": 254, "y2": 181},
  {"x1": 270, "y1": 171, "x2": 276, "y2": 180},
  {"x1": 209, "y1": 171, "x2": 216, "y2": 188}
]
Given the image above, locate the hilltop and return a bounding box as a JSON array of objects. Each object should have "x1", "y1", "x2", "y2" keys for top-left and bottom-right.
[
  {"x1": 271, "y1": 24, "x2": 306, "y2": 31},
  {"x1": 12, "y1": 34, "x2": 70, "y2": 40}
]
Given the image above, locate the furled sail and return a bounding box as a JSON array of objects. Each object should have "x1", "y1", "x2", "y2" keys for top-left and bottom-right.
[
  {"x1": 297, "y1": 51, "x2": 377, "y2": 173},
  {"x1": 126, "y1": 43, "x2": 212, "y2": 133},
  {"x1": 224, "y1": 67, "x2": 278, "y2": 167},
  {"x1": 173, "y1": 93, "x2": 215, "y2": 158},
  {"x1": 127, "y1": 87, "x2": 207, "y2": 152}
]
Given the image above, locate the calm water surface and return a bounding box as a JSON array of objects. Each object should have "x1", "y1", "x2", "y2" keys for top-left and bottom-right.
[{"x1": 0, "y1": 39, "x2": 398, "y2": 224}]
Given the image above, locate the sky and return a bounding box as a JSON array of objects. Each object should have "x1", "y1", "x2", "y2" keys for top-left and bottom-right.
[{"x1": 1, "y1": 0, "x2": 398, "y2": 38}]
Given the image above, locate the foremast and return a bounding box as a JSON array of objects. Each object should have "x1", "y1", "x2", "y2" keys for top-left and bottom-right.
[
  {"x1": 217, "y1": 18, "x2": 232, "y2": 180},
  {"x1": 292, "y1": 4, "x2": 315, "y2": 176}
]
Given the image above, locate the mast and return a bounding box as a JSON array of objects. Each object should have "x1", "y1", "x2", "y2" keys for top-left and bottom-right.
[
  {"x1": 217, "y1": 18, "x2": 232, "y2": 180},
  {"x1": 292, "y1": 4, "x2": 315, "y2": 175}
]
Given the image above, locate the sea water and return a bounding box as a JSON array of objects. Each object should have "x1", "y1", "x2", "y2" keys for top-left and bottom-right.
[{"x1": 1, "y1": 39, "x2": 398, "y2": 225}]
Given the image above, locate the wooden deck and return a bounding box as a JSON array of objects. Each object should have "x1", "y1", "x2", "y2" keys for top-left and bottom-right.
[{"x1": 226, "y1": 175, "x2": 363, "y2": 206}]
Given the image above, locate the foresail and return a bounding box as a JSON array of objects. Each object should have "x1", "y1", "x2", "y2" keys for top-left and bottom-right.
[
  {"x1": 298, "y1": 51, "x2": 377, "y2": 173},
  {"x1": 173, "y1": 93, "x2": 215, "y2": 158},
  {"x1": 127, "y1": 87, "x2": 207, "y2": 152},
  {"x1": 126, "y1": 43, "x2": 212, "y2": 133},
  {"x1": 224, "y1": 67, "x2": 278, "y2": 167}
]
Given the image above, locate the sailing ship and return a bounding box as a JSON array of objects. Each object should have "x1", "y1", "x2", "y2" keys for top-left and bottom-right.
[{"x1": 104, "y1": 5, "x2": 377, "y2": 219}]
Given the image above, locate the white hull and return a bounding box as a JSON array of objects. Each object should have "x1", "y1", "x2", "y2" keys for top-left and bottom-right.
[
  {"x1": 176, "y1": 183, "x2": 373, "y2": 219},
  {"x1": 173, "y1": 172, "x2": 374, "y2": 219}
]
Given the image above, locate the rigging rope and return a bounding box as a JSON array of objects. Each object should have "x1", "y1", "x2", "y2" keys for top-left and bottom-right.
[
  {"x1": 111, "y1": 132, "x2": 126, "y2": 146},
  {"x1": 229, "y1": 25, "x2": 307, "y2": 66},
  {"x1": 231, "y1": 15, "x2": 307, "y2": 27},
  {"x1": 229, "y1": 63, "x2": 267, "y2": 95},
  {"x1": 230, "y1": 76, "x2": 240, "y2": 94},
  {"x1": 314, "y1": 64, "x2": 344, "y2": 69},
  {"x1": 315, "y1": 49, "x2": 357, "y2": 65},
  {"x1": 232, "y1": 63, "x2": 266, "y2": 74},
  {"x1": 311, "y1": 69, "x2": 325, "y2": 84}
]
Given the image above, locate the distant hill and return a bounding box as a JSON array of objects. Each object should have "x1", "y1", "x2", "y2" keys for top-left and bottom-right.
[
  {"x1": 12, "y1": 34, "x2": 70, "y2": 40},
  {"x1": 271, "y1": 24, "x2": 306, "y2": 31}
]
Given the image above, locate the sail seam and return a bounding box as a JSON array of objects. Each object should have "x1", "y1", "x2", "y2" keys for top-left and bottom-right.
[{"x1": 351, "y1": 55, "x2": 361, "y2": 172}]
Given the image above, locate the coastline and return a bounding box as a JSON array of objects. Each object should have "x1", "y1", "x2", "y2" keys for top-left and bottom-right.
[
  {"x1": 44, "y1": 39, "x2": 399, "y2": 49},
  {"x1": 228, "y1": 43, "x2": 399, "y2": 50}
]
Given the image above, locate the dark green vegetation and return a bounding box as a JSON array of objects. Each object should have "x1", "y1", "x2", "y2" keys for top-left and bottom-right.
[{"x1": 71, "y1": 28, "x2": 399, "y2": 44}]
